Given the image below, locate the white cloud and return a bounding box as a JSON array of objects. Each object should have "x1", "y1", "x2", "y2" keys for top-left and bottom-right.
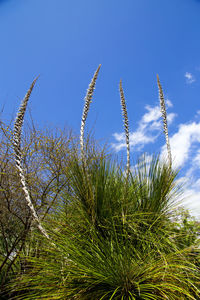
[
  {"x1": 112, "y1": 101, "x2": 176, "y2": 152},
  {"x1": 193, "y1": 149, "x2": 200, "y2": 168},
  {"x1": 141, "y1": 105, "x2": 161, "y2": 124},
  {"x1": 179, "y1": 178, "x2": 200, "y2": 217},
  {"x1": 185, "y1": 72, "x2": 196, "y2": 84},
  {"x1": 161, "y1": 122, "x2": 200, "y2": 168},
  {"x1": 113, "y1": 130, "x2": 154, "y2": 152},
  {"x1": 185, "y1": 149, "x2": 200, "y2": 178},
  {"x1": 166, "y1": 99, "x2": 173, "y2": 108},
  {"x1": 160, "y1": 119, "x2": 200, "y2": 217}
]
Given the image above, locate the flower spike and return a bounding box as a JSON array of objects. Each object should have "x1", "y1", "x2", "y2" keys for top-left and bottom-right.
[
  {"x1": 13, "y1": 77, "x2": 50, "y2": 239},
  {"x1": 157, "y1": 75, "x2": 172, "y2": 167},
  {"x1": 80, "y1": 65, "x2": 101, "y2": 164},
  {"x1": 119, "y1": 80, "x2": 130, "y2": 179}
]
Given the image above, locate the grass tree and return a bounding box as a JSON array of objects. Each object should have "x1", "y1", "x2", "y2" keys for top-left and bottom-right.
[
  {"x1": 11, "y1": 154, "x2": 199, "y2": 299},
  {"x1": 9, "y1": 68, "x2": 200, "y2": 299}
]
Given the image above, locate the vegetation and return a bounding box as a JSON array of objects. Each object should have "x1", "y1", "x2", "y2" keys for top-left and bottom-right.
[{"x1": 0, "y1": 66, "x2": 199, "y2": 299}]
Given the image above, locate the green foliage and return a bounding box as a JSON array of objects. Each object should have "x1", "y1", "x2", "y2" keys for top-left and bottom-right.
[{"x1": 9, "y1": 154, "x2": 200, "y2": 299}]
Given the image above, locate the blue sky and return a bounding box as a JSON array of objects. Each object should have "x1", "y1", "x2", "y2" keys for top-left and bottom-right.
[{"x1": 1, "y1": 0, "x2": 200, "y2": 216}]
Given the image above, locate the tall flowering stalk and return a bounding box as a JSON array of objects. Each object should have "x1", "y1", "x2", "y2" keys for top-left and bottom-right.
[
  {"x1": 157, "y1": 75, "x2": 172, "y2": 167},
  {"x1": 119, "y1": 80, "x2": 130, "y2": 179},
  {"x1": 80, "y1": 65, "x2": 101, "y2": 164},
  {"x1": 13, "y1": 77, "x2": 49, "y2": 239}
]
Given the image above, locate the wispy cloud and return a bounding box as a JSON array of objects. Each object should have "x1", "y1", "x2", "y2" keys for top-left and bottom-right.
[
  {"x1": 185, "y1": 72, "x2": 196, "y2": 84},
  {"x1": 112, "y1": 101, "x2": 176, "y2": 152}
]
